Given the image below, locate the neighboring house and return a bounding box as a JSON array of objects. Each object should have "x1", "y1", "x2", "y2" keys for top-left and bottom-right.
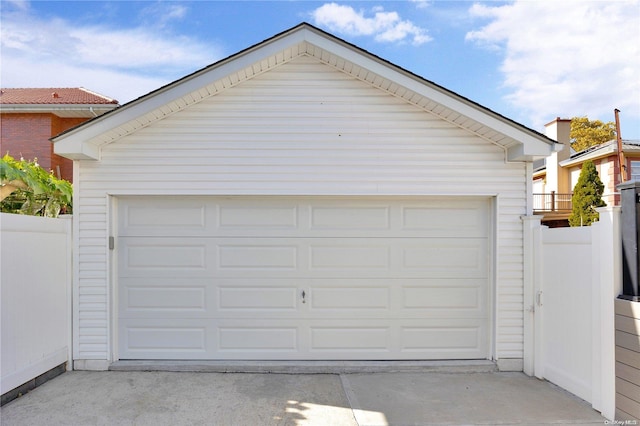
[
  {"x1": 533, "y1": 117, "x2": 640, "y2": 226},
  {"x1": 561, "y1": 139, "x2": 640, "y2": 206},
  {"x1": 0, "y1": 88, "x2": 118, "y2": 182},
  {"x1": 53, "y1": 23, "x2": 559, "y2": 371}
]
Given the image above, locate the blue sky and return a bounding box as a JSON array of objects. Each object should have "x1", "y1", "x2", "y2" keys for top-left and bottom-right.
[{"x1": 2, "y1": 0, "x2": 639, "y2": 138}]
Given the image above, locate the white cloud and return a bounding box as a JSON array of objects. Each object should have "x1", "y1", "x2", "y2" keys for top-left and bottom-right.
[
  {"x1": 0, "y1": 4, "x2": 222, "y2": 103},
  {"x1": 410, "y1": 0, "x2": 432, "y2": 10},
  {"x1": 2, "y1": 0, "x2": 29, "y2": 11},
  {"x1": 139, "y1": 3, "x2": 188, "y2": 29},
  {"x1": 311, "y1": 3, "x2": 432, "y2": 45},
  {"x1": 466, "y1": 1, "x2": 640, "y2": 129}
]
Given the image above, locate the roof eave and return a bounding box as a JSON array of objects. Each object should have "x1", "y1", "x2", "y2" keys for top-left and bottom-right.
[
  {"x1": 1, "y1": 104, "x2": 118, "y2": 115},
  {"x1": 53, "y1": 23, "x2": 558, "y2": 162},
  {"x1": 54, "y1": 139, "x2": 100, "y2": 160},
  {"x1": 506, "y1": 140, "x2": 559, "y2": 162},
  {"x1": 560, "y1": 145, "x2": 616, "y2": 167}
]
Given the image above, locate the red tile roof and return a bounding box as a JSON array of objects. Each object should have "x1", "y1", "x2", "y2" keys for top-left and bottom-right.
[{"x1": 0, "y1": 88, "x2": 118, "y2": 105}]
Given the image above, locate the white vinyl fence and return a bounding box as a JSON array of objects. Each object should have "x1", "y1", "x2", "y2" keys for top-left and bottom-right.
[
  {"x1": 524, "y1": 207, "x2": 622, "y2": 421},
  {"x1": 0, "y1": 206, "x2": 626, "y2": 420},
  {"x1": 1, "y1": 213, "x2": 72, "y2": 394}
]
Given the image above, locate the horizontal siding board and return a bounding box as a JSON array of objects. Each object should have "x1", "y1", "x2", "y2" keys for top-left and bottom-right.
[
  {"x1": 78, "y1": 172, "x2": 522, "y2": 184},
  {"x1": 77, "y1": 319, "x2": 106, "y2": 328},
  {"x1": 617, "y1": 393, "x2": 640, "y2": 420},
  {"x1": 616, "y1": 299, "x2": 640, "y2": 319},
  {"x1": 74, "y1": 55, "x2": 527, "y2": 362},
  {"x1": 618, "y1": 346, "x2": 640, "y2": 369},
  {"x1": 617, "y1": 361, "x2": 640, "y2": 386},
  {"x1": 617, "y1": 377, "x2": 640, "y2": 404},
  {"x1": 79, "y1": 287, "x2": 107, "y2": 295},
  {"x1": 617, "y1": 330, "x2": 640, "y2": 353},
  {"x1": 616, "y1": 314, "x2": 640, "y2": 338}
]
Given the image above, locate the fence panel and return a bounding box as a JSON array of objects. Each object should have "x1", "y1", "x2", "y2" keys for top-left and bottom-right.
[
  {"x1": 531, "y1": 208, "x2": 621, "y2": 420},
  {"x1": 539, "y1": 226, "x2": 594, "y2": 402},
  {"x1": 1, "y1": 214, "x2": 71, "y2": 394}
]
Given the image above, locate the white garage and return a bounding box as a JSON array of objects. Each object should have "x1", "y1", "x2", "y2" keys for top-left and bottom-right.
[
  {"x1": 117, "y1": 196, "x2": 490, "y2": 360},
  {"x1": 53, "y1": 23, "x2": 558, "y2": 369}
]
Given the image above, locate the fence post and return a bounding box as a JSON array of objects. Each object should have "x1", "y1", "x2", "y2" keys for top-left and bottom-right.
[
  {"x1": 61, "y1": 215, "x2": 73, "y2": 372},
  {"x1": 522, "y1": 215, "x2": 543, "y2": 377},
  {"x1": 592, "y1": 206, "x2": 621, "y2": 420}
]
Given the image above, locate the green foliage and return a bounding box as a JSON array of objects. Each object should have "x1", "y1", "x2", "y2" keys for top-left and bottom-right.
[
  {"x1": 568, "y1": 160, "x2": 606, "y2": 226},
  {"x1": 570, "y1": 116, "x2": 616, "y2": 152},
  {"x1": 0, "y1": 154, "x2": 72, "y2": 217}
]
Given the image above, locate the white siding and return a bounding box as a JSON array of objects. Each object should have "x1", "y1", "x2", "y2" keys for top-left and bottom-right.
[{"x1": 74, "y1": 55, "x2": 527, "y2": 362}]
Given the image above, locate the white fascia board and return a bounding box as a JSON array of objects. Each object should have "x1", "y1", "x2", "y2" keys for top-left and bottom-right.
[{"x1": 507, "y1": 140, "x2": 561, "y2": 162}]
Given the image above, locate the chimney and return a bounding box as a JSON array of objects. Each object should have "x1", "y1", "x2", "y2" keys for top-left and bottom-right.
[
  {"x1": 545, "y1": 118, "x2": 571, "y2": 149},
  {"x1": 544, "y1": 117, "x2": 573, "y2": 194},
  {"x1": 52, "y1": 92, "x2": 59, "y2": 99}
]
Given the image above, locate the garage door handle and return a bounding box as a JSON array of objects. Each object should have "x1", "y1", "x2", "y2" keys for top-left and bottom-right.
[{"x1": 301, "y1": 290, "x2": 306, "y2": 304}]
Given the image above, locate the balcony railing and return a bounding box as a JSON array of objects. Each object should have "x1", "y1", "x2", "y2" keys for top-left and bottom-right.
[{"x1": 533, "y1": 192, "x2": 573, "y2": 213}]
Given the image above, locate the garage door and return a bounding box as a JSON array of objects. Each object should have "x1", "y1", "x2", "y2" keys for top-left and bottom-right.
[{"x1": 117, "y1": 196, "x2": 490, "y2": 360}]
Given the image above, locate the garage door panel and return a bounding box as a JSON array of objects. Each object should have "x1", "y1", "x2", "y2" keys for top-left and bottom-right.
[
  {"x1": 218, "y1": 238, "x2": 486, "y2": 278},
  {"x1": 119, "y1": 319, "x2": 212, "y2": 359},
  {"x1": 218, "y1": 327, "x2": 298, "y2": 353},
  {"x1": 119, "y1": 277, "x2": 214, "y2": 319},
  {"x1": 309, "y1": 205, "x2": 390, "y2": 230},
  {"x1": 400, "y1": 202, "x2": 488, "y2": 238},
  {"x1": 309, "y1": 244, "x2": 390, "y2": 270},
  {"x1": 401, "y1": 240, "x2": 487, "y2": 278},
  {"x1": 400, "y1": 322, "x2": 487, "y2": 356},
  {"x1": 119, "y1": 238, "x2": 214, "y2": 277},
  {"x1": 117, "y1": 196, "x2": 491, "y2": 360},
  {"x1": 218, "y1": 286, "x2": 298, "y2": 311},
  {"x1": 218, "y1": 243, "x2": 299, "y2": 270},
  {"x1": 214, "y1": 277, "x2": 303, "y2": 312},
  {"x1": 218, "y1": 203, "x2": 299, "y2": 230},
  {"x1": 119, "y1": 318, "x2": 487, "y2": 360},
  {"x1": 119, "y1": 197, "x2": 215, "y2": 236},
  {"x1": 401, "y1": 280, "x2": 486, "y2": 313},
  {"x1": 310, "y1": 326, "x2": 390, "y2": 352},
  {"x1": 309, "y1": 286, "x2": 389, "y2": 310},
  {"x1": 117, "y1": 197, "x2": 490, "y2": 238},
  {"x1": 126, "y1": 285, "x2": 206, "y2": 311},
  {"x1": 121, "y1": 280, "x2": 485, "y2": 320}
]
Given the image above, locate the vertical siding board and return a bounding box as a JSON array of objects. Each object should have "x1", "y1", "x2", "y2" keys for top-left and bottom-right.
[{"x1": 75, "y1": 56, "x2": 527, "y2": 362}]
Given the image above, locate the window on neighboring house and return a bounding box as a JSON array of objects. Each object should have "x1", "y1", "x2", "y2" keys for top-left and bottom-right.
[{"x1": 631, "y1": 161, "x2": 640, "y2": 181}]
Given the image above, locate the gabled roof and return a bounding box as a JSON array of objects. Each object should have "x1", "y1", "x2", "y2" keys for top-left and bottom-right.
[
  {"x1": 0, "y1": 87, "x2": 119, "y2": 118},
  {"x1": 53, "y1": 23, "x2": 560, "y2": 161},
  {"x1": 560, "y1": 139, "x2": 640, "y2": 167}
]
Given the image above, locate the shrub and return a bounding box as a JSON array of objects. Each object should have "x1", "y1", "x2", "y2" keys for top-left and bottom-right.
[
  {"x1": 0, "y1": 154, "x2": 72, "y2": 217},
  {"x1": 568, "y1": 160, "x2": 606, "y2": 226}
]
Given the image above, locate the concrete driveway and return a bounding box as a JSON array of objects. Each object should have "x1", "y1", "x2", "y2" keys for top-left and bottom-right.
[{"x1": 0, "y1": 371, "x2": 605, "y2": 425}]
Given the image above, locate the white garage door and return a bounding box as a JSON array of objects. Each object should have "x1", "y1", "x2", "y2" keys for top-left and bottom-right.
[{"x1": 117, "y1": 196, "x2": 490, "y2": 360}]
